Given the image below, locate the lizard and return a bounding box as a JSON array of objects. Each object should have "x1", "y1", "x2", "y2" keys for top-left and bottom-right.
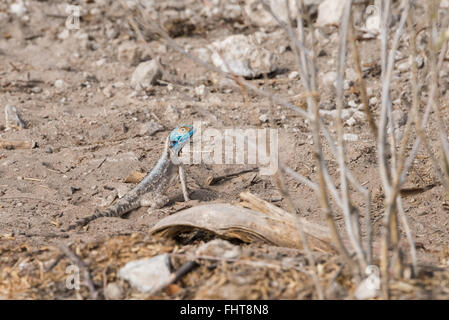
[{"x1": 63, "y1": 124, "x2": 195, "y2": 231}]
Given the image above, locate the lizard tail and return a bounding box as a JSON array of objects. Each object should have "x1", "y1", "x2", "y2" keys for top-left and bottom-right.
[{"x1": 63, "y1": 208, "x2": 119, "y2": 231}]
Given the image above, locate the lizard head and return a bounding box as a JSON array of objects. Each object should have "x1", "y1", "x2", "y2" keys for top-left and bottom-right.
[{"x1": 168, "y1": 124, "x2": 195, "y2": 155}]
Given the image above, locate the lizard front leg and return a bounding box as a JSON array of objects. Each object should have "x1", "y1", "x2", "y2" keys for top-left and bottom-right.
[{"x1": 178, "y1": 165, "x2": 190, "y2": 201}]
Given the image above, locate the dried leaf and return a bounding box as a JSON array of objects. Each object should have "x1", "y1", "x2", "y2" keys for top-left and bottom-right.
[{"x1": 124, "y1": 171, "x2": 146, "y2": 183}]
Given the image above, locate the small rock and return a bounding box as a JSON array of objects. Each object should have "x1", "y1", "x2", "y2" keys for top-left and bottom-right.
[
  {"x1": 397, "y1": 61, "x2": 410, "y2": 73},
  {"x1": 288, "y1": 71, "x2": 299, "y2": 79},
  {"x1": 259, "y1": 114, "x2": 269, "y2": 123},
  {"x1": 207, "y1": 34, "x2": 277, "y2": 78},
  {"x1": 10, "y1": 1, "x2": 27, "y2": 16},
  {"x1": 194, "y1": 84, "x2": 207, "y2": 96},
  {"x1": 119, "y1": 254, "x2": 172, "y2": 294},
  {"x1": 322, "y1": 71, "x2": 337, "y2": 88},
  {"x1": 96, "y1": 58, "x2": 106, "y2": 67},
  {"x1": 196, "y1": 239, "x2": 241, "y2": 260},
  {"x1": 104, "y1": 282, "x2": 124, "y2": 300},
  {"x1": 130, "y1": 60, "x2": 162, "y2": 90},
  {"x1": 354, "y1": 276, "x2": 380, "y2": 300},
  {"x1": 316, "y1": 0, "x2": 346, "y2": 26},
  {"x1": 345, "y1": 117, "x2": 357, "y2": 127},
  {"x1": 54, "y1": 79, "x2": 66, "y2": 92},
  {"x1": 348, "y1": 100, "x2": 357, "y2": 108},
  {"x1": 54, "y1": 79, "x2": 65, "y2": 88},
  {"x1": 416, "y1": 56, "x2": 424, "y2": 69},
  {"x1": 139, "y1": 120, "x2": 164, "y2": 136},
  {"x1": 31, "y1": 87, "x2": 42, "y2": 94},
  {"x1": 369, "y1": 97, "x2": 378, "y2": 106},
  {"x1": 117, "y1": 41, "x2": 142, "y2": 65}
]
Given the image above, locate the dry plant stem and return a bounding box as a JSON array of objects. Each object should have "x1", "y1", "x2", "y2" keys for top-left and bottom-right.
[
  {"x1": 396, "y1": 197, "x2": 418, "y2": 275},
  {"x1": 58, "y1": 243, "x2": 98, "y2": 300},
  {"x1": 282, "y1": 164, "x2": 319, "y2": 192},
  {"x1": 348, "y1": 12, "x2": 378, "y2": 139},
  {"x1": 401, "y1": 25, "x2": 449, "y2": 186},
  {"x1": 275, "y1": 168, "x2": 325, "y2": 299},
  {"x1": 427, "y1": 1, "x2": 449, "y2": 185},
  {"x1": 261, "y1": 0, "x2": 354, "y2": 269},
  {"x1": 335, "y1": 0, "x2": 367, "y2": 271},
  {"x1": 378, "y1": 0, "x2": 410, "y2": 298},
  {"x1": 291, "y1": 0, "x2": 356, "y2": 273}
]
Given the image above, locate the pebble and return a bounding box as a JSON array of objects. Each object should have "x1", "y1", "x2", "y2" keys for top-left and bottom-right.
[
  {"x1": 316, "y1": 0, "x2": 346, "y2": 26},
  {"x1": 119, "y1": 254, "x2": 172, "y2": 294},
  {"x1": 322, "y1": 71, "x2": 337, "y2": 88},
  {"x1": 207, "y1": 34, "x2": 277, "y2": 78},
  {"x1": 54, "y1": 79, "x2": 66, "y2": 89},
  {"x1": 130, "y1": 59, "x2": 162, "y2": 90},
  {"x1": 288, "y1": 71, "x2": 299, "y2": 79},
  {"x1": 194, "y1": 84, "x2": 207, "y2": 96},
  {"x1": 259, "y1": 114, "x2": 269, "y2": 123},
  {"x1": 104, "y1": 282, "x2": 124, "y2": 300},
  {"x1": 139, "y1": 120, "x2": 164, "y2": 136}
]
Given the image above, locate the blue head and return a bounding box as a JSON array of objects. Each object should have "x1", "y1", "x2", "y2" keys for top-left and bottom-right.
[{"x1": 169, "y1": 124, "x2": 195, "y2": 155}]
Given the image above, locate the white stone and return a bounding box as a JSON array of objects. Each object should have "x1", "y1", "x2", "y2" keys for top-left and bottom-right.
[
  {"x1": 139, "y1": 120, "x2": 164, "y2": 136},
  {"x1": 207, "y1": 34, "x2": 277, "y2": 78},
  {"x1": 130, "y1": 60, "x2": 162, "y2": 90},
  {"x1": 288, "y1": 71, "x2": 299, "y2": 79},
  {"x1": 259, "y1": 114, "x2": 269, "y2": 123},
  {"x1": 354, "y1": 277, "x2": 380, "y2": 300},
  {"x1": 348, "y1": 100, "x2": 357, "y2": 108},
  {"x1": 10, "y1": 1, "x2": 27, "y2": 16},
  {"x1": 322, "y1": 71, "x2": 337, "y2": 88},
  {"x1": 345, "y1": 117, "x2": 357, "y2": 127},
  {"x1": 54, "y1": 79, "x2": 66, "y2": 91},
  {"x1": 96, "y1": 58, "x2": 106, "y2": 66},
  {"x1": 397, "y1": 61, "x2": 410, "y2": 73},
  {"x1": 104, "y1": 282, "x2": 124, "y2": 300},
  {"x1": 316, "y1": 0, "x2": 346, "y2": 27},
  {"x1": 119, "y1": 254, "x2": 172, "y2": 294},
  {"x1": 194, "y1": 84, "x2": 207, "y2": 96}
]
